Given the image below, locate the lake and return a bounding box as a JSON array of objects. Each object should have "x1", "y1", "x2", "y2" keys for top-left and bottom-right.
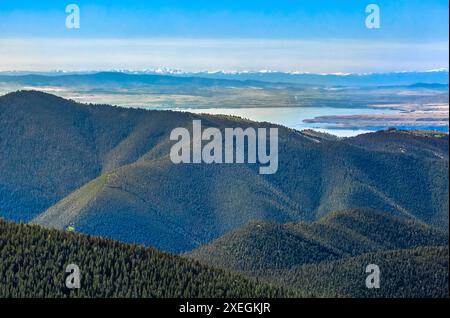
[{"x1": 176, "y1": 106, "x2": 398, "y2": 137}]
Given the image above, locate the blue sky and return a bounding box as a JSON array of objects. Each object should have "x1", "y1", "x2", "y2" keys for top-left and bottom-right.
[{"x1": 0, "y1": 0, "x2": 448, "y2": 72}]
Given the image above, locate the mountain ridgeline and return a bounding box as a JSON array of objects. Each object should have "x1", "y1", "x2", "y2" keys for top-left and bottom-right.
[
  {"x1": 1, "y1": 70, "x2": 448, "y2": 87},
  {"x1": 185, "y1": 209, "x2": 448, "y2": 297},
  {"x1": 0, "y1": 90, "x2": 448, "y2": 253}
]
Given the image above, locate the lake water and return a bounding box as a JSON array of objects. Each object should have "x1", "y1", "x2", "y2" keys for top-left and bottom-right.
[{"x1": 176, "y1": 107, "x2": 398, "y2": 137}]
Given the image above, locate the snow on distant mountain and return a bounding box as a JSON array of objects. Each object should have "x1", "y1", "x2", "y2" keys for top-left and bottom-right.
[
  {"x1": 0, "y1": 69, "x2": 448, "y2": 86},
  {"x1": 175, "y1": 69, "x2": 449, "y2": 86}
]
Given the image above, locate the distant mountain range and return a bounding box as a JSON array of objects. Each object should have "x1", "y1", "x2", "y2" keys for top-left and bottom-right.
[
  {"x1": 1, "y1": 70, "x2": 448, "y2": 87},
  {"x1": 0, "y1": 72, "x2": 273, "y2": 89},
  {"x1": 178, "y1": 70, "x2": 450, "y2": 86}
]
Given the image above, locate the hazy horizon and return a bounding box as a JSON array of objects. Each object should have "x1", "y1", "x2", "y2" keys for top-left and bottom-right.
[{"x1": 0, "y1": 0, "x2": 448, "y2": 73}]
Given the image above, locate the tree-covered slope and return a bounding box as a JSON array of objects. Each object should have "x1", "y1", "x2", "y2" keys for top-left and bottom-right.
[
  {"x1": 346, "y1": 129, "x2": 448, "y2": 160},
  {"x1": 0, "y1": 219, "x2": 291, "y2": 298},
  {"x1": 1, "y1": 91, "x2": 448, "y2": 253},
  {"x1": 261, "y1": 246, "x2": 449, "y2": 298},
  {"x1": 186, "y1": 209, "x2": 448, "y2": 271},
  {"x1": 1, "y1": 218, "x2": 446, "y2": 298},
  {"x1": 0, "y1": 90, "x2": 198, "y2": 222}
]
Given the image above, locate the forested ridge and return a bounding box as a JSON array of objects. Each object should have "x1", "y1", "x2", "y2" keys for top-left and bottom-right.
[
  {"x1": 259, "y1": 246, "x2": 449, "y2": 298},
  {"x1": 185, "y1": 209, "x2": 449, "y2": 298},
  {"x1": 1, "y1": 217, "x2": 447, "y2": 298},
  {"x1": 1, "y1": 91, "x2": 446, "y2": 252},
  {"x1": 0, "y1": 219, "x2": 292, "y2": 298},
  {"x1": 186, "y1": 209, "x2": 448, "y2": 271},
  {"x1": 0, "y1": 91, "x2": 448, "y2": 298}
]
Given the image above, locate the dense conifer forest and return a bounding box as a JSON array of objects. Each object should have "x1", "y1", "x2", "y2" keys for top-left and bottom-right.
[{"x1": 0, "y1": 219, "x2": 291, "y2": 298}]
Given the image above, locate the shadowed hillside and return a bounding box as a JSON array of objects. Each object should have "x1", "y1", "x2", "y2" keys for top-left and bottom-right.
[
  {"x1": 0, "y1": 90, "x2": 199, "y2": 221},
  {"x1": 261, "y1": 246, "x2": 449, "y2": 298},
  {"x1": 186, "y1": 209, "x2": 448, "y2": 271}
]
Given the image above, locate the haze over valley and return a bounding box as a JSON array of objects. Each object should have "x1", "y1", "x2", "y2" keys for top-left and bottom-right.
[{"x1": 0, "y1": 70, "x2": 448, "y2": 136}]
